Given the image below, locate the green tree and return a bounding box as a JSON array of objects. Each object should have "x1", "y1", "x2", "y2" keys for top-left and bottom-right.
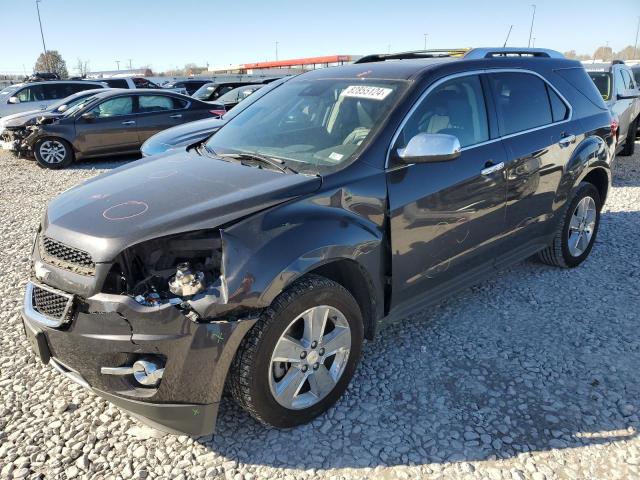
[{"x1": 34, "y1": 50, "x2": 68, "y2": 78}]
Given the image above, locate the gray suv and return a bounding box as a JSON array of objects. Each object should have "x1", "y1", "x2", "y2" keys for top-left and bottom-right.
[
  {"x1": 0, "y1": 80, "x2": 106, "y2": 119},
  {"x1": 585, "y1": 61, "x2": 640, "y2": 155}
]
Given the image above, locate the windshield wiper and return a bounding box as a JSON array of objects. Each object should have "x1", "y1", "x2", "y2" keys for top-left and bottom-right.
[{"x1": 219, "y1": 152, "x2": 298, "y2": 174}]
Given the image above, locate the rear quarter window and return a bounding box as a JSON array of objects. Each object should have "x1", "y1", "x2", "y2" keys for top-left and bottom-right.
[{"x1": 556, "y1": 68, "x2": 608, "y2": 109}]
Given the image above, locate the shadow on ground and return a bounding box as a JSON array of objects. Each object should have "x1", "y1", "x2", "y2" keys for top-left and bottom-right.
[{"x1": 193, "y1": 210, "x2": 639, "y2": 469}]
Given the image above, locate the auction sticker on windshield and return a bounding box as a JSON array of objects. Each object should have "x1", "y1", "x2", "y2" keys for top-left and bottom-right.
[{"x1": 341, "y1": 85, "x2": 393, "y2": 100}]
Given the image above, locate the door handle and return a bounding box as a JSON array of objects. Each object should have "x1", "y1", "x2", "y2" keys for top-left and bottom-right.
[
  {"x1": 121, "y1": 120, "x2": 136, "y2": 126},
  {"x1": 558, "y1": 134, "x2": 575, "y2": 147},
  {"x1": 169, "y1": 114, "x2": 182, "y2": 119},
  {"x1": 481, "y1": 162, "x2": 504, "y2": 175}
]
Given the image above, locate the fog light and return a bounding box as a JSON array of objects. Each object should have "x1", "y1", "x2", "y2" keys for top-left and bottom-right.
[{"x1": 132, "y1": 360, "x2": 164, "y2": 387}]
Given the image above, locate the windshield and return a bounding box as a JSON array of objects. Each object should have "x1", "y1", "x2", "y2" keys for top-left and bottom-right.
[
  {"x1": 0, "y1": 85, "x2": 20, "y2": 96},
  {"x1": 205, "y1": 78, "x2": 408, "y2": 174},
  {"x1": 50, "y1": 92, "x2": 97, "y2": 112},
  {"x1": 218, "y1": 85, "x2": 261, "y2": 103},
  {"x1": 587, "y1": 72, "x2": 612, "y2": 101},
  {"x1": 63, "y1": 97, "x2": 100, "y2": 117},
  {"x1": 193, "y1": 83, "x2": 217, "y2": 100}
]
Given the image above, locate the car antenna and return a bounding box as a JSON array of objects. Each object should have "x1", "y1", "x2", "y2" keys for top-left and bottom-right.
[{"x1": 503, "y1": 25, "x2": 513, "y2": 48}]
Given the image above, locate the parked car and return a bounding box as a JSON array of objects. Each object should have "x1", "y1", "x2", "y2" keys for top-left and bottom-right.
[
  {"x1": 162, "y1": 79, "x2": 211, "y2": 96},
  {"x1": 141, "y1": 77, "x2": 293, "y2": 157},
  {"x1": 22, "y1": 89, "x2": 217, "y2": 168},
  {"x1": 22, "y1": 48, "x2": 614, "y2": 436},
  {"x1": 0, "y1": 89, "x2": 112, "y2": 155},
  {"x1": 97, "y1": 77, "x2": 162, "y2": 90},
  {"x1": 632, "y1": 64, "x2": 640, "y2": 85},
  {"x1": 207, "y1": 84, "x2": 264, "y2": 117},
  {"x1": 0, "y1": 80, "x2": 106, "y2": 118},
  {"x1": 585, "y1": 61, "x2": 640, "y2": 155},
  {"x1": 192, "y1": 81, "x2": 263, "y2": 102}
]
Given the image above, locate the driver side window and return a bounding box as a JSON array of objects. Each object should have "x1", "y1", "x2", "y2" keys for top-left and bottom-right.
[
  {"x1": 396, "y1": 75, "x2": 489, "y2": 149},
  {"x1": 90, "y1": 96, "x2": 133, "y2": 118}
]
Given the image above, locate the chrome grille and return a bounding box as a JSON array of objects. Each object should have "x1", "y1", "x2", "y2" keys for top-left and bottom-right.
[
  {"x1": 31, "y1": 283, "x2": 74, "y2": 324},
  {"x1": 40, "y1": 236, "x2": 95, "y2": 275}
]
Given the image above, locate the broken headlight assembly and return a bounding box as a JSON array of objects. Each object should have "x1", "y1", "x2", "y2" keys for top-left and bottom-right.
[{"x1": 102, "y1": 230, "x2": 227, "y2": 317}]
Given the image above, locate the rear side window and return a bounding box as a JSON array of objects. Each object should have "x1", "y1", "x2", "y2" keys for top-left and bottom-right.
[
  {"x1": 139, "y1": 95, "x2": 174, "y2": 112},
  {"x1": 615, "y1": 69, "x2": 626, "y2": 96},
  {"x1": 547, "y1": 86, "x2": 569, "y2": 122},
  {"x1": 104, "y1": 79, "x2": 129, "y2": 88},
  {"x1": 556, "y1": 68, "x2": 607, "y2": 110},
  {"x1": 172, "y1": 98, "x2": 188, "y2": 109},
  {"x1": 396, "y1": 74, "x2": 489, "y2": 149},
  {"x1": 488, "y1": 72, "x2": 552, "y2": 135}
]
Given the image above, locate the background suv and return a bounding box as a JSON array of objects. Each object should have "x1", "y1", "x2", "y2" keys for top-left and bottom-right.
[
  {"x1": 585, "y1": 61, "x2": 640, "y2": 155},
  {"x1": 0, "y1": 80, "x2": 106, "y2": 118}
]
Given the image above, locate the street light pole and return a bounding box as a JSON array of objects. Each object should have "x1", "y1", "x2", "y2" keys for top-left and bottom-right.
[
  {"x1": 423, "y1": 33, "x2": 428, "y2": 50},
  {"x1": 35, "y1": 0, "x2": 49, "y2": 72},
  {"x1": 275, "y1": 41, "x2": 279, "y2": 61},
  {"x1": 527, "y1": 4, "x2": 536, "y2": 48},
  {"x1": 115, "y1": 60, "x2": 120, "y2": 70},
  {"x1": 634, "y1": 16, "x2": 639, "y2": 60}
]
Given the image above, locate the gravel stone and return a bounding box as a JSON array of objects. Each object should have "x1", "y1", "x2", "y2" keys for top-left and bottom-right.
[{"x1": 1, "y1": 145, "x2": 639, "y2": 479}]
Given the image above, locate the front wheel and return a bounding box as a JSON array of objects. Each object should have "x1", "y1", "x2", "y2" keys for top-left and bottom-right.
[
  {"x1": 33, "y1": 138, "x2": 74, "y2": 169},
  {"x1": 229, "y1": 275, "x2": 363, "y2": 428},
  {"x1": 538, "y1": 182, "x2": 601, "y2": 268}
]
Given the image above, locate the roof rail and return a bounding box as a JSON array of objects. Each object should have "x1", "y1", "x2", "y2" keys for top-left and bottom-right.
[
  {"x1": 463, "y1": 48, "x2": 565, "y2": 59},
  {"x1": 353, "y1": 49, "x2": 469, "y2": 64}
]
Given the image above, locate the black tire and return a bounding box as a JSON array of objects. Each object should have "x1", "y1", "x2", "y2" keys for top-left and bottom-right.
[
  {"x1": 33, "y1": 137, "x2": 74, "y2": 169},
  {"x1": 538, "y1": 182, "x2": 601, "y2": 268},
  {"x1": 229, "y1": 274, "x2": 363, "y2": 428},
  {"x1": 620, "y1": 117, "x2": 637, "y2": 156}
]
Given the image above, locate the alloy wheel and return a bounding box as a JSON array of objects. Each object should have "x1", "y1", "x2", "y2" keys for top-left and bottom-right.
[
  {"x1": 567, "y1": 196, "x2": 597, "y2": 257},
  {"x1": 269, "y1": 305, "x2": 351, "y2": 410},
  {"x1": 39, "y1": 140, "x2": 66, "y2": 164}
]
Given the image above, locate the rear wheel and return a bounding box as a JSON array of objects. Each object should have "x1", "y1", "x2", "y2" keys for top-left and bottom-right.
[
  {"x1": 538, "y1": 182, "x2": 601, "y2": 268},
  {"x1": 229, "y1": 275, "x2": 363, "y2": 428},
  {"x1": 620, "y1": 117, "x2": 637, "y2": 156},
  {"x1": 34, "y1": 138, "x2": 74, "y2": 169}
]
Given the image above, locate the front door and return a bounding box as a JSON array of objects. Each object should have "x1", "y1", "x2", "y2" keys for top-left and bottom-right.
[
  {"x1": 387, "y1": 74, "x2": 508, "y2": 310},
  {"x1": 74, "y1": 95, "x2": 139, "y2": 156}
]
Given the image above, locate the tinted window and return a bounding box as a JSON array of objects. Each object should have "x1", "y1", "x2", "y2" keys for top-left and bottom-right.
[
  {"x1": 614, "y1": 69, "x2": 625, "y2": 96},
  {"x1": 557, "y1": 68, "x2": 608, "y2": 109},
  {"x1": 91, "y1": 97, "x2": 133, "y2": 117},
  {"x1": 16, "y1": 85, "x2": 45, "y2": 102},
  {"x1": 489, "y1": 72, "x2": 552, "y2": 135},
  {"x1": 172, "y1": 98, "x2": 188, "y2": 109},
  {"x1": 587, "y1": 72, "x2": 612, "y2": 100},
  {"x1": 396, "y1": 75, "x2": 489, "y2": 149},
  {"x1": 104, "y1": 79, "x2": 129, "y2": 88},
  {"x1": 139, "y1": 95, "x2": 174, "y2": 112},
  {"x1": 547, "y1": 86, "x2": 569, "y2": 122},
  {"x1": 633, "y1": 69, "x2": 640, "y2": 85},
  {"x1": 621, "y1": 69, "x2": 635, "y2": 90},
  {"x1": 133, "y1": 78, "x2": 159, "y2": 89}
]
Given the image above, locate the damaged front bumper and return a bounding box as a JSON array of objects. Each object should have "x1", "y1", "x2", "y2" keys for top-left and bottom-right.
[
  {"x1": 22, "y1": 279, "x2": 257, "y2": 436},
  {"x1": 0, "y1": 127, "x2": 30, "y2": 155}
]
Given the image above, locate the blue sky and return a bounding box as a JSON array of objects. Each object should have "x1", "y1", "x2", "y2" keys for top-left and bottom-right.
[{"x1": 1, "y1": 0, "x2": 639, "y2": 74}]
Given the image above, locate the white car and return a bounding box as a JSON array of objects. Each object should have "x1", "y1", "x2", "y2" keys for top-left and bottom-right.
[{"x1": 0, "y1": 80, "x2": 106, "y2": 118}]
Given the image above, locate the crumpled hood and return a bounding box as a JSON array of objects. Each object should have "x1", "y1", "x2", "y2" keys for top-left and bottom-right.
[
  {"x1": 3, "y1": 111, "x2": 60, "y2": 128},
  {"x1": 44, "y1": 150, "x2": 321, "y2": 262}
]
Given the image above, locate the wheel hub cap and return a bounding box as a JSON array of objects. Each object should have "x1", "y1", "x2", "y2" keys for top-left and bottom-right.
[
  {"x1": 269, "y1": 305, "x2": 351, "y2": 410},
  {"x1": 568, "y1": 196, "x2": 596, "y2": 257}
]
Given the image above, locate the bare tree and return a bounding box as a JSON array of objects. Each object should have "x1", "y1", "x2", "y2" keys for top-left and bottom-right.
[
  {"x1": 75, "y1": 58, "x2": 90, "y2": 77},
  {"x1": 614, "y1": 46, "x2": 636, "y2": 60},
  {"x1": 592, "y1": 46, "x2": 613, "y2": 62},
  {"x1": 35, "y1": 50, "x2": 68, "y2": 78}
]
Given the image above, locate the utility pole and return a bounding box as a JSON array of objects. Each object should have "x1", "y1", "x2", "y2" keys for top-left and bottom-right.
[
  {"x1": 532, "y1": 37, "x2": 536, "y2": 48},
  {"x1": 527, "y1": 4, "x2": 536, "y2": 48},
  {"x1": 35, "y1": 0, "x2": 49, "y2": 72},
  {"x1": 275, "y1": 41, "x2": 279, "y2": 61},
  {"x1": 503, "y1": 25, "x2": 513, "y2": 47},
  {"x1": 127, "y1": 59, "x2": 132, "y2": 69},
  {"x1": 115, "y1": 60, "x2": 120, "y2": 70},
  {"x1": 634, "y1": 16, "x2": 639, "y2": 60},
  {"x1": 387, "y1": 44, "x2": 391, "y2": 54},
  {"x1": 423, "y1": 33, "x2": 428, "y2": 50}
]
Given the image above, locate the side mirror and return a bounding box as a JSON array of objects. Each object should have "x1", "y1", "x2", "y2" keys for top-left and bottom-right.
[
  {"x1": 8, "y1": 96, "x2": 19, "y2": 104},
  {"x1": 57, "y1": 104, "x2": 68, "y2": 112},
  {"x1": 81, "y1": 112, "x2": 96, "y2": 121},
  {"x1": 617, "y1": 90, "x2": 640, "y2": 100},
  {"x1": 397, "y1": 133, "x2": 461, "y2": 163}
]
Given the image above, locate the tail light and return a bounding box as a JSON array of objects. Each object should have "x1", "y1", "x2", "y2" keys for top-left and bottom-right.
[{"x1": 209, "y1": 109, "x2": 226, "y2": 118}]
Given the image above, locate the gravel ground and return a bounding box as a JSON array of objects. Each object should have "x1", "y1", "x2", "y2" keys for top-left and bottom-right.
[{"x1": 0, "y1": 146, "x2": 639, "y2": 480}]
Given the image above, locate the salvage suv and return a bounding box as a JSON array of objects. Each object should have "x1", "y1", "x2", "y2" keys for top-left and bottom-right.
[{"x1": 22, "y1": 48, "x2": 614, "y2": 436}]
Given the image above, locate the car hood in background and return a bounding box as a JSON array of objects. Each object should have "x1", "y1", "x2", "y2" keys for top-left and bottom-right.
[
  {"x1": 44, "y1": 150, "x2": 321, "y2": 262},
  {"x1": 3, "y1": 111, "x2": 60, "y2": 128},
  {"x1": 0, "y1": 108, "x2": 48, "y2": 127},
  {"x1": 141, "y1": 117, "x2": 227, "y2": 156}
]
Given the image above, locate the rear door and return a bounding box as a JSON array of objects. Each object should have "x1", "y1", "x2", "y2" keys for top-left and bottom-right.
[
  {"x1": 74, "y1": 95, "x2": 139, "y2": 156},
  {"x1": 486, "y1": 71, "x2": 577, "y2": 259},
  {"x1": 135, "y1": 94, "x2": 195, "y2": 142},
  {"x1": 387, "y1": 74, "x2": 508, "y2": 309}
]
